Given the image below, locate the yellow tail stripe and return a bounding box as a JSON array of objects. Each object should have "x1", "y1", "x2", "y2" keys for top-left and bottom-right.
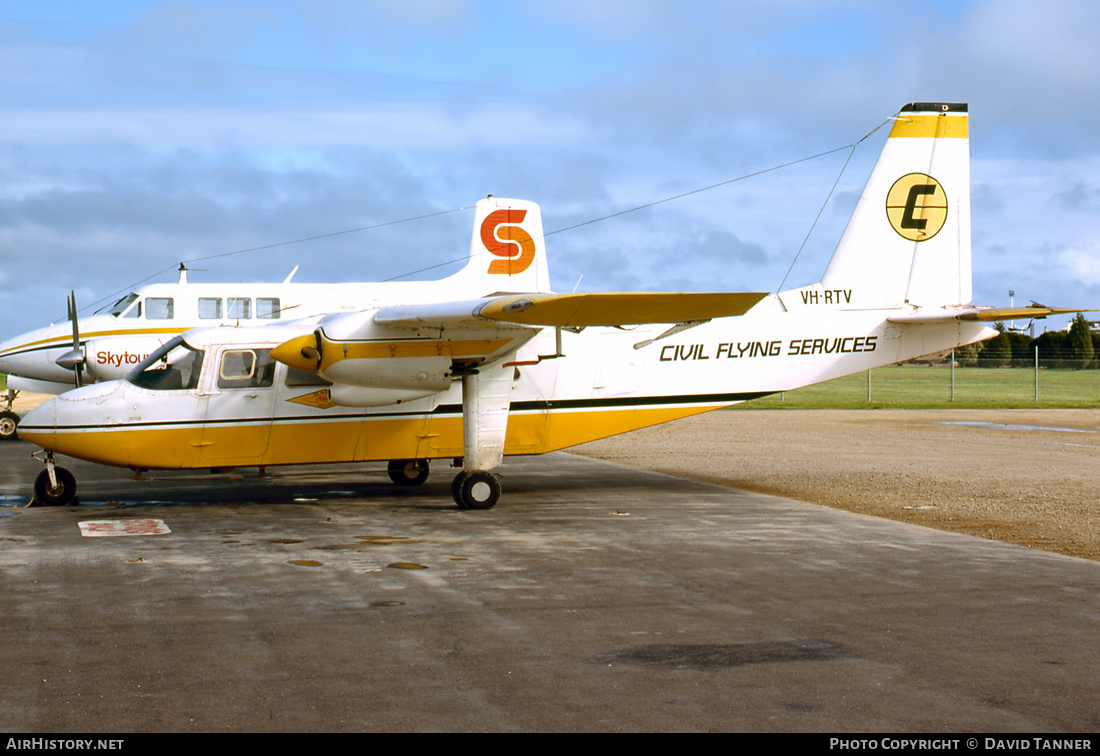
[{"x1": 889, "y1": 113, "x2": 968, "y2": 139}]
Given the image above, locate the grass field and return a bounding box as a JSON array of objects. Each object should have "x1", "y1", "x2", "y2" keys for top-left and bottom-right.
[
  {"x1": 742, "y1": 365, "x2": 1100, "y2": 410},
  {"x1": 2, "y1": 366, "x2": 1098, "y2": 410}
]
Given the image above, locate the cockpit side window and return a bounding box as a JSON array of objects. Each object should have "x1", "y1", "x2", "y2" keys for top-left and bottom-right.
[
  {"x1": 146, "y1": 298, "x2": 174, "y2": 320},
  {"x1": 127, "y1": 337, "x2": 205, "y2": 391}
]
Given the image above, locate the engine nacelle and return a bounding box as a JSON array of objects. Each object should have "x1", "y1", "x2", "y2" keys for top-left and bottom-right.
[
  {"x1": 321, "y1": 354, "x2": 453, "y2": 392},
  {"x1": 328, "y1": 384, "x2": 444, "y2": 407}
]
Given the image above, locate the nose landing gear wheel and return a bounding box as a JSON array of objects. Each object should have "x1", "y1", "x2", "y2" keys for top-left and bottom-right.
[
  {"x1": 33, "y1": 467, "x2": 77, "y2": 506},
  {"x1": 452, "y1": 471, "x2": 501, "y2": 510},
  {"x1": 387, "y1": 459, "x2": 430, "y2": 486}
]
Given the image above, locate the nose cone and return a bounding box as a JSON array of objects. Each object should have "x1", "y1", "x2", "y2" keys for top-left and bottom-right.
[
  {"x1": 17, "y1": 381, "x2": 130, "y2": 465},
  {"x1": 0, "y1": 324, "x2": 79, "y2": 385},
  {"x1": 15, "y1": 396, "x2": 58, "y2": 449}
]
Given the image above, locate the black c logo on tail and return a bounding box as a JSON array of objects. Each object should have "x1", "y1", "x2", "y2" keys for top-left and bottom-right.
[{"x1": 886, "y1": 173, "x2": 948, "y2": 241}]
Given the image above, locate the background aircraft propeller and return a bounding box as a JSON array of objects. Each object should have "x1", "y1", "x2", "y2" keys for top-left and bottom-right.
[{"x1": 54, "y1": 291, "x2": 86, "y2": 387}]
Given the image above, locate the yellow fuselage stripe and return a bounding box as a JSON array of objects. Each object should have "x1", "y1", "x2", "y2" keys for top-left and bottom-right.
[
  {"x1": 0, "y1": 327, "x2": 181, "y2": 356},
  {"x1": 23, "y1": 404, "x2": 721, "y2": 470}
]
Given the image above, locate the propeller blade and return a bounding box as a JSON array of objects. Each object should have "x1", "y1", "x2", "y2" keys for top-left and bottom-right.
[{"x1": 68, "y1": 291, "x2": 84, "y2": 388}]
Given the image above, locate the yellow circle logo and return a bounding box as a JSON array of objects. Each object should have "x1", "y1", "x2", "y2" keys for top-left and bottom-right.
[{"x1": 885, "y1": 173, "x2": 948, "y2": 242}]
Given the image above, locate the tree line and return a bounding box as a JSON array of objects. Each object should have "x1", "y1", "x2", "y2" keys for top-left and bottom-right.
[{"x1": 955, "y1": 313, "x2": 1098, "y2": 368}]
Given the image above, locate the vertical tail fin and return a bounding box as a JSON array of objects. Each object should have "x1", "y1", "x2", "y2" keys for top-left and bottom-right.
[
  {"x1": 820, "y1": 103, "x2": 970, "y2": 309},
  {"x1": 445, "y1": 196, "x2": 552, "y2": 294}
]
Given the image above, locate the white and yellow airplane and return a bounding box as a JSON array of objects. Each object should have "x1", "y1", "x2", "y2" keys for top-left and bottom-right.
[{"x1": 16, "y1": 103, "x2": 1082, "y2": 509}]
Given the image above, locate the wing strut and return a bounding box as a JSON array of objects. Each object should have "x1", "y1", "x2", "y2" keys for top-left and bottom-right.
[{"x1": 633, "y1": 319, "x2": 710, "y2": 350}]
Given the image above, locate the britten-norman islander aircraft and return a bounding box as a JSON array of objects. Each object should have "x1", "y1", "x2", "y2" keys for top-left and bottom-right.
[{"x1": 16, "y1": 103, "x2": 1084, "y2": 509}]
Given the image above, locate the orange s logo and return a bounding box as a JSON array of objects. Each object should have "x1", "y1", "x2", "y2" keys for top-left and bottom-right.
[{"x1": 481, "y1": 209, "x2": 535, "y2": 275}]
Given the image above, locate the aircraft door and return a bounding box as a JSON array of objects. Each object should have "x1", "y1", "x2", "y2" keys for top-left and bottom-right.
[{"x1": 199, "y1": 347, "x2": 278, "y2": 462}]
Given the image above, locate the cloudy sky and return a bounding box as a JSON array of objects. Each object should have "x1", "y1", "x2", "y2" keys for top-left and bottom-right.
[{"x1": 2, "y1": 0, "x2": 1098, "y2": 337}]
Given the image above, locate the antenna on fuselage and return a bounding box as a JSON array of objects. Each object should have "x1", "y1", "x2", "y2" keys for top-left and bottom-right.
[{"x1": 177, "y1": 262, "x2": 206, "y2": 284}]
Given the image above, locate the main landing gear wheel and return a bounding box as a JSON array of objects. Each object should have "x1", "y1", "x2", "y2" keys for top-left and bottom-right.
[
  {"x1": 387, "y1": 459, "x2": 430, "y2": 486},
  {"x1": 452, "y1": 471, "x2": 502, "y2": 510},
  {"x1": 0, "y1": 411, "x2": 18, "y2": 441},
  {"x1": 33, "y1": 467, "x2": 77, "y2": 506}
]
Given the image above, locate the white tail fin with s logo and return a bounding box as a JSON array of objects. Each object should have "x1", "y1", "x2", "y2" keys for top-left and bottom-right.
[{"x1": 445, "y1": 196, "x2": 551, "y2": 294}]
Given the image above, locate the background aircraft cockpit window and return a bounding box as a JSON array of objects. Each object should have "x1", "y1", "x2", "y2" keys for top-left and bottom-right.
[
  {"x1": 198, "y1": 298, "x2": 222, "y2": 319},
  {"x1": 109, "y1": 293, "x2": 140, "y2": 318},
  {"x1": 127, "y1": 336, "x2": 205, "y2": 391},
  {"x1": 227, "y1": 297, "x2": 251, "y2": 320},
  {"x1": 217, "y1": 348, "x2": 275, "y2": 389},
  {"x1": 257, "y1": 297, "x2": 280, "y2": 320},
  {"x1": 145, "y1": 297, "x2": 174, "y2": 320}
]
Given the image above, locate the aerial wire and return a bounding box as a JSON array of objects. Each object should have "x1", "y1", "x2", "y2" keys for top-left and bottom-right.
[
  {"x1": 544, "y1": 144, "x2": 854, "y2": 239},
  {"x1": 380, "y1": 129, "x2": 891, "y2": 284},
  {"x1": 773, "y1": 116, "x2": 893, "y2": 292},
  {"x1": 86, "y1": 205, "x2": 476, "y2": 314},
  {"x1": 83, "y1": 118, "x2": 893, "y2": 311}
]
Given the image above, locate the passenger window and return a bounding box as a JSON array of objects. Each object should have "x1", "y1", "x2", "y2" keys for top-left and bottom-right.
[
  {"x1": 227, "y1": 298, "x2": 251, "y2": 320},
  {"x1": 257, "y1": 297, "x2": 280, "y2": 320},
  {"x1": 146, "y1": 298, "x2": 173, "y2": 320},
  {"x1": 217, "y1": 349, "x2": 275, "y2": 389},
  {"x1": 198, "y1": 298, "x2": 222, "y2": 319}
]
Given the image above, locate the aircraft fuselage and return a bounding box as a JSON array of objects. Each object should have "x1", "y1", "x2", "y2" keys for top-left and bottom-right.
[{"x1": 17, "y1": 300, "x2": 995, "y2": 471}]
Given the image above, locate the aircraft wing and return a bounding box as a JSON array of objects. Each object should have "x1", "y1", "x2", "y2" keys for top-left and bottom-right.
[
  {"x1": 374, "y1": 291, "x2": 770, "y2": 329},
  {"x1": 887, "y1": 306, "x2": 1092, "y2": 324},
  {"x1": 272, "y1": 291, "x2": 769, "y2": 385}
]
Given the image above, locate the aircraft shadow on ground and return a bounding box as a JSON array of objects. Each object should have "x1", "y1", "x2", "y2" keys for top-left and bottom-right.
[{"x1": 1, "y1": 444, "x2": 703, "y2": 510}]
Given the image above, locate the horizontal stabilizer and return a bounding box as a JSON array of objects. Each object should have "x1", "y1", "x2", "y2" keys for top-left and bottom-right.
[
  {"x1": 476, "y1": 292, "x2": 769, "y2": 327},
  {"x1": 888, "y1": 306, "x2": 1092, "y2": 324}
]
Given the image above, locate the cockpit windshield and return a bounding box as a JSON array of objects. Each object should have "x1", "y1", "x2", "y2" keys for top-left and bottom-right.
[
  {"x1": 108, "y1": 292, "x2": 141, "y2": 318},
  {"x1": 126, "y1": 336, "x2": 205, "y2": 391}
]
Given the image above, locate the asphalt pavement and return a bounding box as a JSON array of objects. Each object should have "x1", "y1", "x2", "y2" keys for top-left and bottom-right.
[{"x1": 1, "y1": 439, "x2": 1097, "y2": 732}]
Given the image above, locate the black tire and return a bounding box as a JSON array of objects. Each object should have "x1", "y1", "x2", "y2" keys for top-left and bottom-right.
[
  {"x1": 457, "y1": 471, "x2": 502, "y2": 510},
  {"x1": 0, "y1": 411, "x2": 18, "y2": 441},
  {"x1": 33, "y1": 467, "x2": 77, "y2": 506},
  {"x1": 451, "y1": 472, "x2": 468, "y2": 508},
  {"x1": 387, "y1": 459, "x2": 430, "y2": 486}
]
